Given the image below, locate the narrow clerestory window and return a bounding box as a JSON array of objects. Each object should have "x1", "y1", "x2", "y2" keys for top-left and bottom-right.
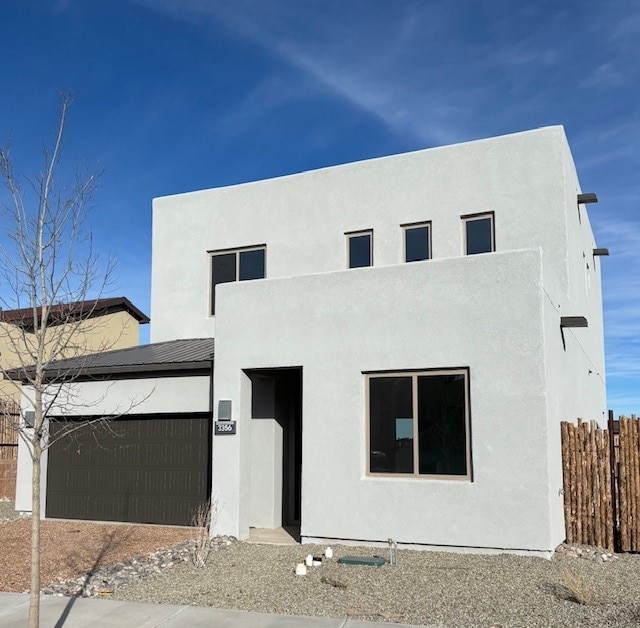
[
  {"x1": 462, "y1": 212, "x2": 495, "y2": 255},
  {"x1": 403, "y1": 222, "x2": 431, "y2": 262},
  {"x1": 346, "y1": 230, "x2": 373, "y2": 268}
]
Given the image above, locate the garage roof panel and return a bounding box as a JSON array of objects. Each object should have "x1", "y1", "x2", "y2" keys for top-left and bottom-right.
[{"x1": 8, "y1": 337, "x2": 214, "y2": 381}]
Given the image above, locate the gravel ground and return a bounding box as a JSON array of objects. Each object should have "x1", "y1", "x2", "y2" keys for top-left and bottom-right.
[
  {"x1": 114, "y1": 542, "x2": 640, "y2": 627},
  {"x1": 0, "y1": 499, "x2": 20, "y2": 521},
  {"x1": 0, "y1": 518, "x2": 194, "y2": 592}
]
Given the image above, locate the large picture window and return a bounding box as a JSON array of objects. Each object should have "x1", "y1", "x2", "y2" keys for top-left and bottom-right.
[
  {"x1": 210, "y1": 245, "x2": 266, "y2": 315},
  {"x1": 367, "y1": 369, "x2": 471, "y2": 479}
]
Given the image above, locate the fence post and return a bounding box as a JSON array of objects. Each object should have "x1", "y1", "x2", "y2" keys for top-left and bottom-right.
[
  {"x1": 561, "y1": 422, "x2": 572, "y2": 542},
  {"x1": 621, "y1": 417, "x2": 630, "y2": 551},
  {"x1": 632, "y1": 416, "x2": 638, "y2": 552},
  {"x1": 571, "y1": 422, "x2": 578, "y2": 543},
  {"x1": 607, "y1": 410, "x2": 619, "y2": 551}
]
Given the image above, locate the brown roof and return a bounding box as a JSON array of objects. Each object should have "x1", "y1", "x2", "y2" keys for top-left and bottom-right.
[
  {"x1": 7, "y1": 338, "x2": 213, "y2": 381},
  {"x1": 0, "y1": 297, "x2": 150, "y2": 327}
]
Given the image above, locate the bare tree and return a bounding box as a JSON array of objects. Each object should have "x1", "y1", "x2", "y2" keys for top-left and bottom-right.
[
  {"x1": 0, "y1": 95, "x2": 121, "y2": 628},
  {"x1": 190, "y1": 498, "x2": 219, "y2": 567}
]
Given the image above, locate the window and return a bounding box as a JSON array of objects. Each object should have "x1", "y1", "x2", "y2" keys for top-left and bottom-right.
[
  {"x1": 462, "y1": 213, "x2": 494, "y2": 255},
  {"x1": 210, "y1": 245, "x2": 265, "y2": 315},
  {"x1": 367, "y1": 369, "x2": 471, "y2": 479},
  {"x1": 403, "y1": 222, "x2": 431, "y2": 262},
  {"x1": 346, "y1": 230, "x2": 372, "y2": 268}
]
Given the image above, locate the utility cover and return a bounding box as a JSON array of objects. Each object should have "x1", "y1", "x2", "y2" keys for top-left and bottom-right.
[{"x1": 337, "y1": 556, "x2": 386, "y2": 567}]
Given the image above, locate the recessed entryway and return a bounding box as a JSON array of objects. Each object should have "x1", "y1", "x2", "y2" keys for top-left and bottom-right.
[
  {"x1": 246, "y1": 367, "x2": 302, "y2": 539},
  {"x1": 247, "y1": 526, "x2": 300, "y2": 545}
]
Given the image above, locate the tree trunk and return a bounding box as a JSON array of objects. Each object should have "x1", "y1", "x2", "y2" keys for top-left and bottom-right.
[{"x1": 29, "y1": 442, "x2": 41, "y2": 628}]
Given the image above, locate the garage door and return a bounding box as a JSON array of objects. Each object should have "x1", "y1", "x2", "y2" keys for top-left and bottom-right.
[{"x1": 46, "y1": 414, "x2": 211, "y2": 526}]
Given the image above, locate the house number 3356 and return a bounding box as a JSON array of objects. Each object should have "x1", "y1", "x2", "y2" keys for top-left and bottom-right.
[{"x1": 215, "y1": 421, "x2": 237, "y2": 435}]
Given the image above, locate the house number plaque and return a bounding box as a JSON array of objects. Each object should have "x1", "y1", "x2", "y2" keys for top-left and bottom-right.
[{"x1": 215, "y1": 421, "x2": 237, "y2": 435}]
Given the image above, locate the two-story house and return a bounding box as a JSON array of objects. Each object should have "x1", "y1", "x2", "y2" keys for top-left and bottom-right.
[{"x1": 14, "y1": 126, "x2": 606, "y2": 557}]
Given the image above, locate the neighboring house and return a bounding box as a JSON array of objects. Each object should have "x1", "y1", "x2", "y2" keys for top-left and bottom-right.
[
  {"x1": 0, "y1": 297, "x2": 149, "y2": 499},
  {"x1": 0, "y1": 297, "x2": 150, "y2": 403},
  {"x1": 14, "y1": 127, "x2": 606, "y2": 557}
]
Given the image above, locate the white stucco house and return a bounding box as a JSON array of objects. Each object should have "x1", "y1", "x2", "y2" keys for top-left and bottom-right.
[{"x1": 14, "y1": 125, "x2": 607, "y2": 557}]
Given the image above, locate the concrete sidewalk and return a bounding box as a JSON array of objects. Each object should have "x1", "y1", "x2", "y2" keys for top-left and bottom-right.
[{"x1": 0, "y1": 593, "x2": 433, "y2": 627}]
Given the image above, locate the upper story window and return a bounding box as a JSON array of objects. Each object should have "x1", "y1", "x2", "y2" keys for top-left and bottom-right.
[
  {"x1": 210, "y1": 245, "x2": 266, "y2": 315},
  {"x1": 462, "y1": 212, "x2": 495, "y2": 255},
  {"x1": 367, "y1": 369, "x2": 471, "y2": 479},
  {"x1": 346, "y1": 230, "x2": 373, "y2": 268},
  {"x1": 403, "y1": 222, "x2": 431, "y2": 262}
]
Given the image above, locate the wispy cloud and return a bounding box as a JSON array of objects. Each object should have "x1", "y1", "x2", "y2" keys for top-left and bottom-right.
[
  {"x1": 52, "y1": 0, "x2": 70, "y2": 14},
  {"x1": 132, "y1": 0, "x2": 640, "y2": 150},
  {"x1": 607, "y1": 388, "x2": 640, "y2": 415},
  {"x1": 580, "y1": 63, "x2": 626, "y2": 89},
  {"x1": 571, "y1": 118, "x2": 640, "y2": 179},
  {"x1": 596, "y1": 217, "x2": 640, "y2": 259},
  {"x1": 604, "y1": 5, "x2": 640, "y2": 46},
  {"x1": 491, "y1": 36, "x2": 559, "y2": 69},
  {"x1": 131, "y1": 0, "x2": 477, "y2": 145},
  {"x1": 604, "y1": 307, "x2": 640, "y2": 342},
  {"x1": 599, "y1": 218, "x2": 640, "y2": 388},
  {"x1": 606, "y1": 353, "x2": 640, "y2": 378},
  {"x1": 209, "y1": 73, "x2": 315, "y2": 137}
]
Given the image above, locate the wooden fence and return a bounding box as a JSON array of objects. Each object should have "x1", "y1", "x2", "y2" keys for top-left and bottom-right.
[
  {"x1": 615, "y1": 415, "x2": 640, "y2": 552},
  {"x1": 561, "y1": 413, "x2": 640, "y2": 553},
  {"x1": 0, "y1": 401, "x2": 20, "y2": 500},
  {"x1": 0, "y1": 400, "x2": 19, "y2": 459}
]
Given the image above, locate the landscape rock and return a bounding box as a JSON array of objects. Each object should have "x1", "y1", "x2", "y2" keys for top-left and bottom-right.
[
  {"x1": 0, "y1": 499, "x2": 29, "y2": 523},
  {"x1": 41, "y1": 535, "x2": 237, "y2": 597},
  {"x1": 554, "y1": 542, "x2": 617, "y2": 564}
]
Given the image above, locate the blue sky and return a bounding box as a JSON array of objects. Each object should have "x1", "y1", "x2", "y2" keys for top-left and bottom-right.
[{"x1": 0, "y1": 0, "x2": 638, "y2": 414}]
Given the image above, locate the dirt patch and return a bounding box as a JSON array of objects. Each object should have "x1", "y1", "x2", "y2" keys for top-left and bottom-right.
[{"x1": 0, "y1": 518, "x2": 193, "y2": 592}]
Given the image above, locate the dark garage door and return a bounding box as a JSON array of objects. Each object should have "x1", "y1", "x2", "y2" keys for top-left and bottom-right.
[{"x1": 46, "y1": 414, "x2": 211, "y2": 526}]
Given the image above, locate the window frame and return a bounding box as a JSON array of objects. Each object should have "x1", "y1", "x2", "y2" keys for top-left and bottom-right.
[
  {"x1": 401, "y1": 220, "x2": 432, "y2": 263},
  {"x1": 462, "y1": 212, "x2": 495, "y2": 255},
  {"x1": 345, "y1": 229, "x2": 373, "y2": 269},
  {"x1": 364, "y1": 367, "x2": 472, "y2": 481},
  {"x1": 208, "y1": 244, "x2": 266, "y2": 316}
]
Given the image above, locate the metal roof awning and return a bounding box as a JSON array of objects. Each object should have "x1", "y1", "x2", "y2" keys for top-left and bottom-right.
[{"x1": 8, "y1": 338, "x2": 214, "y2": 382}]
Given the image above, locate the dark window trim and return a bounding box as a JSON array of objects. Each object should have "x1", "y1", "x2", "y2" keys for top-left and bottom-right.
[
  {"x1": 345, "y1": 229, "x2": 373, "y2": 268},
  {"x1": 209, "y1": 245, "x2": 266, "y2": 316},
  {"x1": 401, "y1": 221, "x2": 432, "y2": 262},
  {"x1": 461, "y1": 211, "x2": 495, "y2": 255},
  {"x1": 344, "y1": 229, "x2": 373, "y2": 236},
  {"x1": 363, "y1": 365, "x2": 469, "y2": 375},
  {"x1": 207, "y1": 243, "x2": 267, "y2": 257},
  {"x1": 365, "y1": 367, "x2": 472, "y2": 481}
]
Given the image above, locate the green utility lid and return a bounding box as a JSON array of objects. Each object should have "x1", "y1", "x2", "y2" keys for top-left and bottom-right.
[{"x1": 337, "y1": 556, "x2": 386, "y2": 567}]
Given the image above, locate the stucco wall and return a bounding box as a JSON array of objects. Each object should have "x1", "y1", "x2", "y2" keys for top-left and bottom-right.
[
  {"x1": 0, "y1": 322, "x2": 25, "y2": 403},
  {"x1": 15, "y1": 374, "x2": 211, "y2": 513},
  {"x1": 151, "y1": 126, "x2": 571, "y2": 343},
  {"x1": 68, "y1": 310, "x2": 141, "y2": 354},
  {"x1": 132, "y1": 124, "x2": 611, "y2": 555},
  {"x1": 540, "y1": 134, "x2": 607, "y2": 545},
  {"x1": 211, "y1": 250, "x2": 556, "y2": 553}
]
